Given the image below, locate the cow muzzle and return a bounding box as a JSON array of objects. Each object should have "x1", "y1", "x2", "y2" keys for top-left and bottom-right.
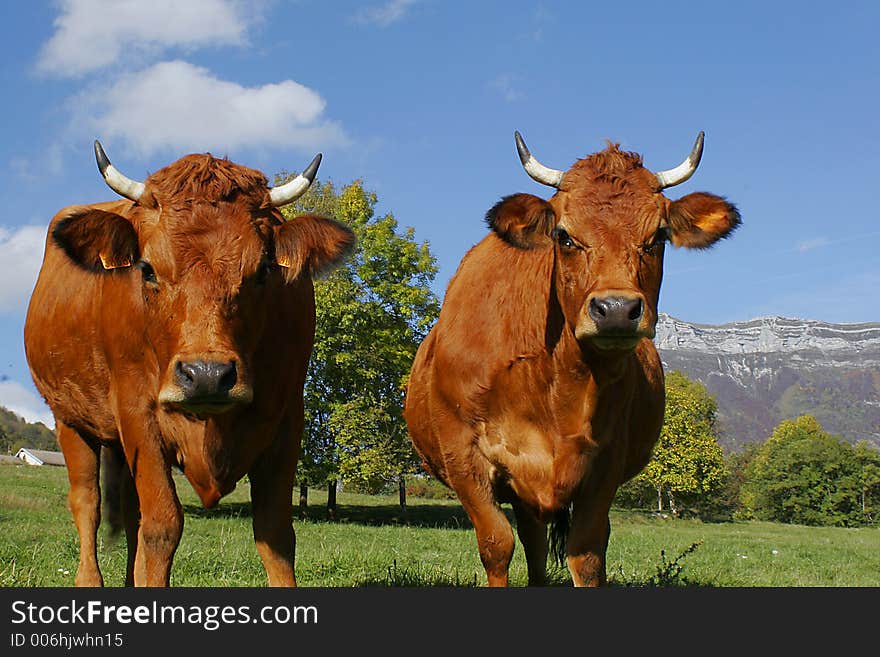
[
  {"x1": 580, "y1": 293, "x2": 648, "y2": 351},
  {"x1": 159, "y1": 358, "x2": 253, "y2": 415}
]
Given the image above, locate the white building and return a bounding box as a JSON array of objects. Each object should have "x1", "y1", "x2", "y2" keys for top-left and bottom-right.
[{"x1": 15, "y1": 448, "x2": 66, "y2": 467}]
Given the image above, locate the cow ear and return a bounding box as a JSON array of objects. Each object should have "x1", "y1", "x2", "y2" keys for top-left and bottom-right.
[
  {"x1": 52, "y1": 207, "x2": 139, "y2": 272},
  {"x1": 667, "y1": 192, "x2": 741, "y2": 249},
  {"x1": 275, "y1": 214, "x2": 356, "y2": 282},
  {"x1": 485, "y1": 193, "x2": 556, "y2": 249}
]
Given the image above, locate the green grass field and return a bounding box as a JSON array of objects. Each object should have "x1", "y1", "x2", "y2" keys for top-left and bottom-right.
[{"x1": 1, "y1": 462, "x2": 877, "y2": 587}]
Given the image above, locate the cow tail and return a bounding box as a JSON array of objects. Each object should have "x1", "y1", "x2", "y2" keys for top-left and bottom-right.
[
  {"x1": 548, "y1": 504, "x2": 571, "y2": 567},
  {"x1": 100, "y1": 447, "x2": 125, "y2": 537}
]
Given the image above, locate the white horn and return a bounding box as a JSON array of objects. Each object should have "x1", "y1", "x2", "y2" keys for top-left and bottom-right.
[
  {"x1": 655, "y1": 132, "x2": 704, "y2": 189},
  {"x1": 514, "y1": 131, "x2": 565, "y2": 188},
  {"x1": 94, "y1": 140, "x2": 145, "y2": 202},
  {"x1": 269, "y1": 153, "x2": 322, "y2": 208}
]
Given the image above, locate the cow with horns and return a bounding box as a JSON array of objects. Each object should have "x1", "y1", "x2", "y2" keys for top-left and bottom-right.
[
  {"x1": 404, "y1": 131, "x2": 740, "y2": 586},
  {"x1": 24, "y1": 143, "x2": 354, "y2": 586}
]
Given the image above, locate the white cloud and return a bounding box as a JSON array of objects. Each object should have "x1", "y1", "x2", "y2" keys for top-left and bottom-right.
[
  {"x1": 9, "y1": 144, "x2": 66, "y2": 183},
  {"x1": 78, "y1": 60, "x2": 347, "y2": 157},
  {"x1": 532, "y1": 4, "x2": 554, "y2": 43},
  {"x1": 37, "y1": 0, "x2": 251, "y2": 78},
  {"x1": 354, "y1": 0, "x2": 420, "y2": 27},
  {"x1": 0, "y1": 380, "x2": 55, "y2": 429},
  {"x1": 0, "y1": 226, "x2": 47, "y2": 313},
  {"x1": 490, "y1": 74, "x2": 525, "y2": 102},
  {"x1": 796, "y1": 237, "x2": 831, "y2": 253}
]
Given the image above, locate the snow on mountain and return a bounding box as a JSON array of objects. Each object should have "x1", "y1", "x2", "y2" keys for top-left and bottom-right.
[{"x1": 653, "y1": 314, "x2": 880, "y2": 450}]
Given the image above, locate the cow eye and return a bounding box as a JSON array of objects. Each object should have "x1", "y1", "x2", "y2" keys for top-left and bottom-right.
[
  {"x1": 642, "y1": 227, "x2": 670, "y2": 253},
  {"x1": 551, "y1": 227, "x2": 577, "y2": 249},
  {"x1": 255, "y1": 259, "x2": 272, "y2": 287},
  {"x1": 138, "y1": 260, "x2": 157, "y2": 284}
]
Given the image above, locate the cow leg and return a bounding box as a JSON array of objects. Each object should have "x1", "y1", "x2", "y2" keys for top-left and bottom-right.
[
  {"x1": 131, "y1": 463, "x2": 181, "y2": 587},
  {"x1": 450, "y1": 478, "x2": 515, "y2": 587},
  {"x1": 57, "y1": 421, "x2": 104, "y2": 587},
  {"x1": 566, "y1": 503, "x2": 611, "y2": 587},
  {"x1": 99, "y1": 446, "x2": 139, "y2": 586},
  {"x1": 249, "y1": 418, "x2": 300, "y2": 587},
  {"x1": 512, "y1": 500, "x2": 548, "y2": 586},
  {"x1": 120, "y1": 458, "x2": 140, "y2": 587},
  {"x1": 465, "y1": 497, "x2": 515, "y2": 587},
  {"x1": 565, "y1": 450, "x2": 621, "y2": 587},
  {"x1": 118, "y1": 420, "x2": 182, "y2": 587}
]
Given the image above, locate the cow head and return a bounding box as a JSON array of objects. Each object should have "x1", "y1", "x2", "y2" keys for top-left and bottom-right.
[
  {"x1": 486, "y1": 131, "x2": 740, "y2": 353},
  {"x1": 52, "y1": 142, "x2": 354, "y2": 416}
]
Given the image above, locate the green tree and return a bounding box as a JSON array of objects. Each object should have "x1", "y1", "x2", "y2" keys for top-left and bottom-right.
[
  {"x1": 739, "y1": 415, "x2": 877, "y2": 527},
  {"x1": 853, "y1": 441, "x2": 880, "y2": 522},
  {"x1": 717, "y1": 443, "x2": 760, "y2": 519},
  {"x1": 279, "y1": 177, "x2": 439, "y2": 515},
  {"x1": 0, "y1": 406, "x2": 56, "y2": 455},
  {"x1": 631, "y1": 371, "x2": 727, "y2": 516}
]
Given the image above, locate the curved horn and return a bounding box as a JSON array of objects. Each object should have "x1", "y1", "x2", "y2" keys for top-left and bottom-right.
[
  {"x1": 94, "y1": 140, "x2": 145, "y2": 202},
  {"x1": 269, "y1": 153, "x2": 322, "y2": 208},
  {"x1": 514, "y1": 131, "x2": 565, "y2": 188},
  {"x1": 654, "y1": 131, "x2": 704, "y2": 189}
]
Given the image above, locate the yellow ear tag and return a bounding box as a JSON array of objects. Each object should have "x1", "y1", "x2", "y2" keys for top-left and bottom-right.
[
  {"x1": 99, "y1": 253, "x2": 131, "y2": 270},
  {"x1": 276, "y1": 254, "x2": 291, "y2": 268}
]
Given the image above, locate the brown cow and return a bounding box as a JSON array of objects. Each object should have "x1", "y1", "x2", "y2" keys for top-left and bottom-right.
[
  {"x1": 24, "y1": 142, "x2": 354, "y2": 587},
  {"x1": 404, "y1": 131, "x2": 740, "y2": 586}
]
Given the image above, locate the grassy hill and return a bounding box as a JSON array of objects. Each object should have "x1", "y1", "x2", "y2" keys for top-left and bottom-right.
[
  {"x1": 0, "y1": 405, "x2": 56, "y2": 456},
  {"x1": 1, "y1": 463, "x2": 877, "y2": 587}
]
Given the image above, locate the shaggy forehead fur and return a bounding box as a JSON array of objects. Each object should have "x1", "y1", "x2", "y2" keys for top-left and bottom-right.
[
  {"x1": 559, "y1": 143, "x2": 661, "y2": 228},
  {"x1": 141, "y1": 154, "x2": 273, "y2": 282},
  {"x1": 147, "y1": 153, "x2": 270, "y2": 205},
  {"x1": 563, "y1": 143, "x2": 655, "y2": 193}
]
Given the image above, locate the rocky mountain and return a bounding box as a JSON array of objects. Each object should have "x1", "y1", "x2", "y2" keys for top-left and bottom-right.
[{"x1": 653, "y1": 314, "x2": 880, "y2": 452}]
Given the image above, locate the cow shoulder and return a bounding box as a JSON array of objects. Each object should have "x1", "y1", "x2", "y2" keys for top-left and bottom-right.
[
  {"x1": 51, "y1": 205, "x2": 139, "y2": 272},
  {"x1": 275, "y1": 214, "x2": 356, "y2": 282},
  {"x1": 429, "y1": 235, "x2": 554, "y2": 413}
]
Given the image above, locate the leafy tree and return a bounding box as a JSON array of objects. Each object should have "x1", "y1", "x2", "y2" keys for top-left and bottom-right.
[
  {"x1": 630, "y1": 371, "x2": 727, "y2": 516},
  {"x1": 613, "y1": 473, "x2": 654, "y2": 510},
  {"x1": 0, "y1": 406, "x2": 56, "y2": 455},
  {"x1": 715, "y1": 443, "x2": 760, "y2": 519},
  {"x1": 278, "y1": 177, "x2": 439, "y2": 515},
  {"x1": 739, "y1": 415, "x2": 878, "y2": 527},
  {"x1": 853, "y1": 441, "x2": 880, "y2": 522}
]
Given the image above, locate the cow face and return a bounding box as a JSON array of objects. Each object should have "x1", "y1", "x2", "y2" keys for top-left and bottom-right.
[
  {"x1": 487, "y1": 133, "x2": 739, "y2": 353},
  {"x1": 52, "y1": 146, "x2": 353, "y2": 417}
]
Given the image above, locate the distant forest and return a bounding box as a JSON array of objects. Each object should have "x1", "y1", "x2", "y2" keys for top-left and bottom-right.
[{"x1": 0, "y1": 406, "x2": 56, "y2": 454}]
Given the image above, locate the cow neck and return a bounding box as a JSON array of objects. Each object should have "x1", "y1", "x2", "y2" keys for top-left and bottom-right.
[
  {"x1": 539, "y1": 303, "x2": 637, "y2": 511},
  {"x1": 159, "y1": 412, "x2": 241, "y2": 507}
]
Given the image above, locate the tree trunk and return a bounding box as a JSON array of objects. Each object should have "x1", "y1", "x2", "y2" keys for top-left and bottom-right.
[
  {"x1": 668, "y1": 491, "x2": 678, "y2": 517},
  {"x1": 657, "y1": 487, "x2": 663, "y2": 512},
  {"x1": 327, "y1": 480, "x2": 337, "y2": 521},
  {"x1": 398, "y1": 476, "x2": 407, "y2": 510},
  {"x1": 298, "y1": 483, "x2": 308, "y2": 520},
  {"x1": 398, "y1": 476, "x2": 409, "y2": 523}
]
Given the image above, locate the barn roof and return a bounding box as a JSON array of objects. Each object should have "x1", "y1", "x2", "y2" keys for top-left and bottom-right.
[{"x1": 15, "y1": 448, "x2": 66, "y2": 466}]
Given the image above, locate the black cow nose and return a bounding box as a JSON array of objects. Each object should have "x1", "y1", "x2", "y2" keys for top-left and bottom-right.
[
  {"x1": 589, "y1": 296, "x2": 643, "y2": 333},
  {"x1": 175, "y1": 360, "x2": 237, "y2": 400}
]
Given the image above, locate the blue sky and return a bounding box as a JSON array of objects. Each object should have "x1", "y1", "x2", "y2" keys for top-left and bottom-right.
[{"x1": 1, "y1": 0, "x2": 878, "y2": 425}]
